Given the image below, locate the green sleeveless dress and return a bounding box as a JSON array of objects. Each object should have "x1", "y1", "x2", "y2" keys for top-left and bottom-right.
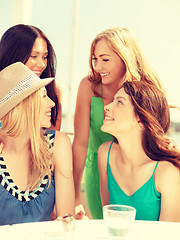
[{"x1": 85, "y1": 95, "x2": 113, "y2": 219}]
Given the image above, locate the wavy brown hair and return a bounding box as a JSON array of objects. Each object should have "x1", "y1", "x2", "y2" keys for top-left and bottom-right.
[{"x1": 122, "y1": 81, "x2": 180, "y2": 169}]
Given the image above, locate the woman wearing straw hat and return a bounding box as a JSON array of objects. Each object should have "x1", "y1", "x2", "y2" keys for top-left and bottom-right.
[{"x1": 0, "y1": 62, "x2": 75, "y2": 225}]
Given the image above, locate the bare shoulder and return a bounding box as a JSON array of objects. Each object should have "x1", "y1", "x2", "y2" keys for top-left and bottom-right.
[
  {"x1": 54, "y1": 131, "x2": 71, "y2": 147},
  {"x1": 156, "y1": 161, "x2": 180, "y2": 190},
  {"x1": 98, "y1": 141, "x2": 113, "y2": 174},
  {"x1": 99, "y1": 141, "x2": 112, "y2": 152},
  {"x1": 53, "y1": 131, "x2": 72, "y2": 173},
  {"x1": 74, "y1": 76, "x2": 93, "y2": 118},
  {"x1": 98, "y1": 141, "x2": 113, "y2": 159},
  {"x1": 77, "y1": 76, "x2": 93, "y2": 100},
  {"x1": 157, "y1": 161, "x2": 180, "y2": 175},
  {"x1": 79, "y1": 76, "x2": 92, "y2": 90}
]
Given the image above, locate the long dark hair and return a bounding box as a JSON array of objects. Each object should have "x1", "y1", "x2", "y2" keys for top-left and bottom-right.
[
  {"x1": 0, "y1": 24, "x2": 59, "y2": 126},
  {"x1": 123, "y1": 81, "x2": 180, "y2": 169}
]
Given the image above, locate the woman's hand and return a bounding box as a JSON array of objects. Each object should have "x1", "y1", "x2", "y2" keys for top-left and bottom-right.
[{"x1": 75, "y1": 204, "x2": 88, "y2": 220}]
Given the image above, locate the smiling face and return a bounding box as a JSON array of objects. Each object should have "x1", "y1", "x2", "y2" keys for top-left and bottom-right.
[
  {"x1": 92, "y1": 38, "x2": 126, "y2": 86},
  {"x1": 40, "y1": 87, "x2": 55, "y2": 128},
  {"x1": 101, "y1": 87, "x2": 140, "y2": 136},
  {"x1": 25, "y1": 37, "x2": 48, "y2": 77}
]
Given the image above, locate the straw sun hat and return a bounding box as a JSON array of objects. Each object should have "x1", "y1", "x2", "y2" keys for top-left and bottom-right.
[{"x1": 0, "y1": 62, "x2": 54, "y2": 119}]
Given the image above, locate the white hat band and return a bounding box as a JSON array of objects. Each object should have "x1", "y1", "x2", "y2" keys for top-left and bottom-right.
[
  {"x1": 0, "y1": 62, "x2": 54, "y2": 119},
  {"x1": 0, "y1": 74, "x2": 39, "y2": 105}
]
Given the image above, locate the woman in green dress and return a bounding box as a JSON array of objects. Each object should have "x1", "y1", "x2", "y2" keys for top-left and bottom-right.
[{"x1": 73, "y1": 27, "x2": 163, "y2": 219}]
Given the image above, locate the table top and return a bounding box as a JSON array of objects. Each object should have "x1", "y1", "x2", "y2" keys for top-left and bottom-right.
[{"x1": 0, "y1": 219, "x2": 180, "y2": 240}]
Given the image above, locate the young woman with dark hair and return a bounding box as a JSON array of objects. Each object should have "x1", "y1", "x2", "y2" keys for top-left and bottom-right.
[{"x1": 0, "y1": 24, "x2": 61, "y2": 130}]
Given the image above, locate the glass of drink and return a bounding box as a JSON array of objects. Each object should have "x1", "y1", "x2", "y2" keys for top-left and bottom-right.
[{"x1": 103, "y1": 205, "x2": 136, "y2": 240}]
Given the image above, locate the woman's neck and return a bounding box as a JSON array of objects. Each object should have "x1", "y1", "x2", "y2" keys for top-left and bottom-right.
[
  {"x1": 102, "y1": 82, "x2": 121, "y2": 98},
  {"x1": 1, "y1": 133, "x2": 32, "y2": 191},
  {"x1": 2, "y1": 133, "x2": 30, "y2": 155},
  {"x1": 115, "y1": 133, "x2": 149, "y2": 167}
]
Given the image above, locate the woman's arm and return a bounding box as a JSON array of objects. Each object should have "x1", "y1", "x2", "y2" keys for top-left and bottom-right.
[
  {"x1": 98, "y1": 142, "x2": 110, "y2": 206},
  {"x1": 158, "y1": 161, "x2": 180, "y2": 222},
  {"x1": 72, "y1": 77, "x2": 92, "y2": 209},
  {"x1": 53, "y1": 131, "x2": 75, "y2": 217}
]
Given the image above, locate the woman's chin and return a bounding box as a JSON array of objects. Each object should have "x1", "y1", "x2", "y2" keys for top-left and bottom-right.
[
  {"x1": 40, "y1": 122, "x2": 51, "y2": 129},
  {"x1": 101, "y1": 125, "x2": 110, "y2": 134}
]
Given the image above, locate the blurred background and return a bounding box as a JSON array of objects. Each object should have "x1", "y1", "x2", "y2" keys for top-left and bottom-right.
[{"x1": 0, "y1": 0, "x2": 180, "y2": 146}]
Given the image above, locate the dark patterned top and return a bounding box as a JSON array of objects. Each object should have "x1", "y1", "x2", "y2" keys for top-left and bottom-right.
[{"x1": 0, "y1": 130, "x2": 56, "y2": 225}]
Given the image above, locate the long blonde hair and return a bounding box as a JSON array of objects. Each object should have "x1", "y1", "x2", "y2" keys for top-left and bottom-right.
[
  {"x1": 0, "y1": 89, "x2": 52, "y2": 188},
  {"x1": 89, "y1": 27, "x2": 163, "y2": 95}
]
